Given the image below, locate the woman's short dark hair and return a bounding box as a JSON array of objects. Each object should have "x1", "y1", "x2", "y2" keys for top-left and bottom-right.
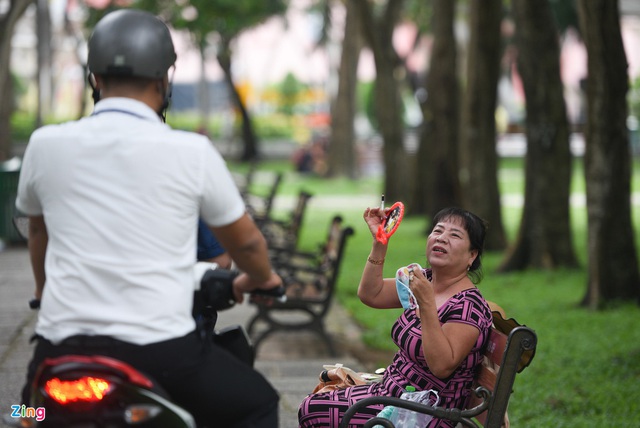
[{"x1": 431, "y1": 207, "x2": 489, "y2": 283}]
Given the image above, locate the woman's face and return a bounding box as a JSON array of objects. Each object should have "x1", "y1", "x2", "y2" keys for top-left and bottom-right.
[{"x1": 426, "y1": 217, "x2": 478, "y2": 272}]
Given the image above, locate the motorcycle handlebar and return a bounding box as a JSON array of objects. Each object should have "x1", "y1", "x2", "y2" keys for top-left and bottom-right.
[
  {"x1": 250, "y1": 285, "x2": 286, "y2": 300},
  {"x1": 198, "y1": 268, "x2": 286, "y2": 311}
]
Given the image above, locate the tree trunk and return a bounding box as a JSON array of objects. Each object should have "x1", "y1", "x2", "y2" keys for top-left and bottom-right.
[
  {"x1": 217, "y1": 38, "x2": 260, "y2": 162},
  {"x1": 327, "y1": 0, "x2": 361, "y2": 179},
  {"x1": 62, "y1": 6, "x2": 89, "y2": 120},
  {"x1": 36, "y1": 0, "x2": 52, "y2": 128},
  {"x1": 577, "y1": 0, "x2": 640, "y2": 307},
  {"x1": 0, "y1": 0, "x2": 34, "y2": 161},
  {"x1": 0, "y1": 70, "x2": 15, "y2": 162},
  {"x1": 356, "y1": 0, "x2": 410, "y2": 202},
  {"x1": 414, "y1": 0, "x2": 460, "y2": 218},
  {"x1": 197, "y1": 41, "x2": 210, "y2": 135},
  {"x1": 459, "y1": 0, "x2": 506, "y2": 251},
  {"x1": 498, "y1": 0, "x2": 578, "y2": 272}
]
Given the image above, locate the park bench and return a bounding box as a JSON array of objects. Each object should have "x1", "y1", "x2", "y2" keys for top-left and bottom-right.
[
  {"x1": 233, "y1": 161, "x2": 258, "y2": 200},
  {"x1": 339, "y1": 305, "x2": 537, "y2": 428},
  {"x1": 261, "y1": 189, "x2": 313, "y2": 256},
  {"x1": 236, "y1": 167, "x2": 311, "y2": 253},
  {"x1": 244, "y1": 171, "x2": 283, "y2": 222},
  {"x1": 246, "y1": 215, "x2": 355, "y2": 356}
]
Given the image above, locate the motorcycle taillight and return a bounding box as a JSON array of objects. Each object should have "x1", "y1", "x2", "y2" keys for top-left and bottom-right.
[{"x1": 44, "y1": 376, "x2": 112, "y2": 404}]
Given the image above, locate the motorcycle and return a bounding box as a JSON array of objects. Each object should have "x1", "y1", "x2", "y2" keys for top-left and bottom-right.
[{"x1": 11, "y1": 216, "x2": 285, "y2": 428}]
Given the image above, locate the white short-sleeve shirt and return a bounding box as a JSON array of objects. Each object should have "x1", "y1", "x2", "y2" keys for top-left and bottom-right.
[{"x1": 16, "y1": 98, "x2": 246, "y2": 345}]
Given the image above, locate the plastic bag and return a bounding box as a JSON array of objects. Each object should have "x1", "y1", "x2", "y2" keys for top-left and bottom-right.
[{"x1": 376, "y1": 388, "x2": 440, "y2": 427}]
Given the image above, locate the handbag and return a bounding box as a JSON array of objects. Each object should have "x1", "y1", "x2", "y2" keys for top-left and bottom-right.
[
  {"x1": 212, "y1": 324, "x2": 255, "y2": 367},
  {"x1": 312, "y1": 363, "x2": 378, "y2": 394}
]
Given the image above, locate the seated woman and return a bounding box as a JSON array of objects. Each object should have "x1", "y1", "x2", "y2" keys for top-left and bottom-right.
[{"x1": 298, "y1": 207, "x2": 493, "y2": 428}]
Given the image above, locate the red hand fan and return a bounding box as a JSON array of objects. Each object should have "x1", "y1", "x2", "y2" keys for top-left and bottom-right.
[{"x1": 376, "y1": 202, "x2": 404, "y2": 244}]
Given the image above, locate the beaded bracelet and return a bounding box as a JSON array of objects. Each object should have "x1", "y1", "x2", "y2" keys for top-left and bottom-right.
[{"x1": 367, "y1": 256, "x2": 385, "y2": 265}]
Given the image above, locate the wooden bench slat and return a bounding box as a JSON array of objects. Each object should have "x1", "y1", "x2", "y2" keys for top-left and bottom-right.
[{"x1": 485, "y1": 327, "x2": 509, "y2": 368}]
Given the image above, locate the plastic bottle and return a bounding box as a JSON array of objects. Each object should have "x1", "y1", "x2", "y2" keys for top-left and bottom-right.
[
  {"x1": 396, "y1": 385, "x2": 417, "y2": 426},
  {"x1": 373, "y1": 385, "x2": 416, "y2": 428},
  {"x1": 373, "y1": 405, "x2": 396, "y2": 427},
  {"x1": 401, "y1": 385, "x2": 417, "y2": 395}
]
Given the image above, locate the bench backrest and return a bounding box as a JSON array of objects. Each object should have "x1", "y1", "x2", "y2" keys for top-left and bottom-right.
[
  {"x1": 311, "y1": 217, "x2": 354, "y2": 315},
  {"x1": 245, "y1": 172, "x2": 283, "y2": 220},
  {"x1": 236, "y1": 161, "x2": 258, "y2": 199},
  {"x1": 468, "y1": 307, "x2": 537, "y2": 427},
  {"x1": 279, "y1": 216, "x2": 354, "y2": 308},
  {"x1": 278, "y1": 190, "x2": 313, "y2": 250},
  {"x1": 306, "y1": 216, "x2": 353, "y2": 289},
  {"x1": 262, "y1": 190, "x2": 314, "y2": 259},
  {"x1": 321, "y1": 216, "x2": 354, "y2": 293},
  {"x1": 263, "y1": 172, "x2": 283, "y2": 218}
]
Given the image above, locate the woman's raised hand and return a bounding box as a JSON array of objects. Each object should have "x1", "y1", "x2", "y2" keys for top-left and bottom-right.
[{"x1": 363, "y1": 207, "x2": 386, "y2": 237}]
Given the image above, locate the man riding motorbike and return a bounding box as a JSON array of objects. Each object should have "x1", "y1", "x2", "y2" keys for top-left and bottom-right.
[{"x1": 16, "y1": 9, "x2": 281, "y2": 427}]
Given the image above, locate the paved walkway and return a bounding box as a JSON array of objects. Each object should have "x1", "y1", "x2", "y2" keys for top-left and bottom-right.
[{"x1": 0, "y1": 244, "x2": 374, "y2": 428}]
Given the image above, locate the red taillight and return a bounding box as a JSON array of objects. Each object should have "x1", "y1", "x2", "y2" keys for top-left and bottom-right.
[{"x1": 44, "y1": 376, "x2": 112, "y2": 404}]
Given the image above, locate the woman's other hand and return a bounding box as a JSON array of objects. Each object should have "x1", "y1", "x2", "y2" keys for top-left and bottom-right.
[{"x1": 408, "y1": 266, "x2": 435, "y2": 310}]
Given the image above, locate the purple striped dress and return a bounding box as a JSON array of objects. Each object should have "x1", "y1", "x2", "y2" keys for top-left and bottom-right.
[{"x1": 298, "y1": 287, "x2": 492, "y2": 428}]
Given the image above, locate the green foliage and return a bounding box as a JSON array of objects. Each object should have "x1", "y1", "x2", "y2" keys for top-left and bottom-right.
[
  {"x1": 404, "y1": 0, "x2": 433, "y2": 34},
  {"x1": 134, "y1": 0, "x2": 288, "y2": 43},
  {"x1": 11, "y1": 72, "x2": 28, "y2": 102},
  {"x1": 358, "y1": 81, "x2": 377, "y2": 130},
  {"x1": 499, "y1": 157, "x2": 591, "y2": 195},
  {"x1": 166, "y1": 114, "x2": 223, "y2": 138},
  {"x1": 167, "y1": 112, "x2": 297, "y2": 139},
  {"x1": 629, "y1": 76, "x2": 640, "y2": 120},
  {"x1": 358, "y1": 80, "x2": 419, "y2": 131},
  {"x1": 498, "y1": 286, "x2": 640, "y2": 426},
  {"x1": 278, "y1": 73, "x2": 305, "y2": 116},
  {"x1": 548, "y1": 0, "x2": 580, "y2": 34},
  {"x1": 83, "y1": 4, "x2": 120, "y2": 37},
  {"x1": 9, "y1": 111, "x2": 35, "y2": 143},
  {"x1": 252, "y1": 114, "x2": 296, "y2": 139}
]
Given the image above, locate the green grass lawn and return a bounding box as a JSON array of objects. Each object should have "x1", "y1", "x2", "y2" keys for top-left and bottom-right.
[{"x1": 233, "y1": 158, "x2": 640, "y2": 427}]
